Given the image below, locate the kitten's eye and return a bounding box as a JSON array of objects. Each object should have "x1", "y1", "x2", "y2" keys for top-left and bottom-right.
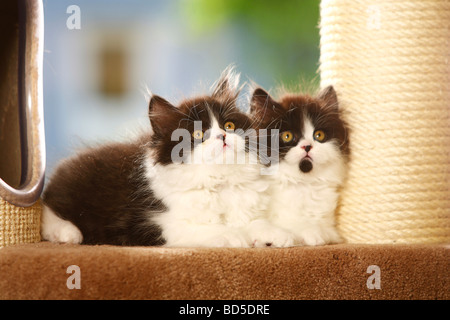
[
  {"x1": 224, "y1": 121, "x2": 235, "y2": 131},
  {"x1": 314, "y1": 130, "x2": 326, "y2": 142},
  {"x1": 281, "y1": 131, "x2": 294, "y2": 143},
  {"x1": 192, "y1": 130, "x2": 204, "y2": 140}
]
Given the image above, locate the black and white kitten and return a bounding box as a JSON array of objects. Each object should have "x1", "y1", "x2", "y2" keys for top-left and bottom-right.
[
  {"x1": 41, "y1": 68, "x2": 294, "y2": 247},
  {"x1": 251, "y1": 86, "x2": 349, "y2": 245}
]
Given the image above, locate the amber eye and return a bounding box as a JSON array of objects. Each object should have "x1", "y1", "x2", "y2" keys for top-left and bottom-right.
[
  {"x1": 192, "y1": 130, "x2": 204, "y2": 140},
  {"x1": 224, "y1": 121, "x2": 235, "y2": 131},
  {"x1": 314, "y1": 130, "x2": 326, "y2": 142},
  {"x1": 281, "y1": 131, "x2": 294, "y2": 143}
]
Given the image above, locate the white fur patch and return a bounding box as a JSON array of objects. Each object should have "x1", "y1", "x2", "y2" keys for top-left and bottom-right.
[
  {"x1": 146, "y1": 152, "x2": 270, "y2": 247},
  {"x1": 41, "y1": 205, "x2": 83, "y2": 244}
]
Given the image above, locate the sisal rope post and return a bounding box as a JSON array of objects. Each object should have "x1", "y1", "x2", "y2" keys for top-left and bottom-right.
[
  {"x1": 0, "y1": 200, "x2": 41, "y2": 247},
  {"x1": 319, "y1": 0, "x2": 450, "y2": 244}
]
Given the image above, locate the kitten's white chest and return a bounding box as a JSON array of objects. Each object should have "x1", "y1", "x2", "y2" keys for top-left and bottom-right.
[
  {"x1": 147, "y1": 159, "x2": 269, "y2": 247},
  {"x1": 266, "y1": 162, "x2": 343, "y2": 246},
  {"x1": 269, "y1": 182, "x2": 337, "y2": 219},
  {"x1": 267, "y1": 160, "x2": 340, "y2": 223}
]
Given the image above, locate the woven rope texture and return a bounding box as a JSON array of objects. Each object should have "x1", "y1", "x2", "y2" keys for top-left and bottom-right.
[
  {"x1": 320, "y1": 0, "x2": 450, "y2": 244},
  {"x1": 0, "y1": 198, "x2": 41, "y2": 248}
]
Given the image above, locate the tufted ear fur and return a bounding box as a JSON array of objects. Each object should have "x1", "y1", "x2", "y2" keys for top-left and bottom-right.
[{"x1": 211, "y1": 65, "x2": 241, "y2": 102}]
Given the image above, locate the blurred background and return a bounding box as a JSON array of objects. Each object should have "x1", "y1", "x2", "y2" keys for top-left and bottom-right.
[{"x1": 43, "y1": 0, "x2": 320, "y2": 176}]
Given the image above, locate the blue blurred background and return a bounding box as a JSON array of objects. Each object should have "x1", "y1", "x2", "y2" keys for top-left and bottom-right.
[{"x1": 43, "y1": 0, "x2": 320, "y2": 176}]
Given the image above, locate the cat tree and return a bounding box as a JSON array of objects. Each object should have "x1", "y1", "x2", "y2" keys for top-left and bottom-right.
[{"x1": 320, "y1": 0, "x2": 450, "y2": 244}]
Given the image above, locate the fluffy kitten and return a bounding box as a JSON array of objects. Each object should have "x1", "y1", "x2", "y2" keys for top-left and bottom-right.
[
  {"x1": 41, "y1": 68, "x2": 293, "y2": 247},
  {"x1": 251, "y1": 86, "x2": 349, "y2": 246}
]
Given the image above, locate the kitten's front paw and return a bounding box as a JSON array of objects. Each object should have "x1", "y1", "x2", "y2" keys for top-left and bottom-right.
[
  {"x1": 251, "y1": 228, "x2": 295, "y2": 248},
  {"x1": 297, "y1": 229, "x2": 326, "y2": 246},
  {"x1": 296, "y1": 227, "x2": 342, "y2": 246},
  {"x1": 41, "y1": 206, "x2": 83, "y2": 244},
  {"x1": 209, "y1": 232, "x2": 250, "y2": 248},
  {"x1": 42, "y1": 222, "x2": 83, "y2": 244}
]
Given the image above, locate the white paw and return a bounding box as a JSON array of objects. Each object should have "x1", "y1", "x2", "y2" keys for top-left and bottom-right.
[
  {"x1": 248, "y1": 220, "x2": 295, "y2": 248},
  {"x1": 297, "y1": 229, "x2": 326, "y2": 246},
  {"x1": 296, "y1": 226, "x2": 342, "y2": 246},
  {"x1": 41, "y1": 206, "x2": 83, "y2": 244},
  {"x1": 209, "y1": 232, "x2": 250, "y2": 248},
  {"x1": 55, "y1": 224, "x2": 83, "y2": 244},
  {"x1": 252, "y1": 229, "x2": 295, "y2": 248}
]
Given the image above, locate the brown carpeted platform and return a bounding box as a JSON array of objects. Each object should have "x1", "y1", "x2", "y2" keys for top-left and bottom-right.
[{"x1": 0, "y1": 242, "x2": 448, "y2": 300}]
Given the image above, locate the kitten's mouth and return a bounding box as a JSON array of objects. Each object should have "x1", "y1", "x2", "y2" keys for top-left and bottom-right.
[{"x1": 299, "y1": 156, "x2": 313, "y2": 173}]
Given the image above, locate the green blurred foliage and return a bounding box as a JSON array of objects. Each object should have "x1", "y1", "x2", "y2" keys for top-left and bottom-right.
[{"x1": 181, "y1": 0, "x2": 320, "y2": 90}]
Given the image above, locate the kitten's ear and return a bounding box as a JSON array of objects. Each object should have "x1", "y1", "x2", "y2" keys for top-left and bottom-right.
[
  {"x1": 148, "y1": 95, "x2": 179, "y2": 136},
  {"x1": 211, "y1": 65, "x2": 241, "y2": 101},
  {"x1": 250, "y1": 88, "x2": 275, "y2": 114},
  {"x1": 250, "y1": 88, "x2": 282, "y2": 127},
  {"x1": 318, "y1": 85, "x2": 339, "y2": 110}
]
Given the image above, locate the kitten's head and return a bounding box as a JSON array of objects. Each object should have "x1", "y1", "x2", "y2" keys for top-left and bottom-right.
[
  {"x1": 251, "y1": 86, "x2": 349, "y2": 179},
  {"x1": 148, "y1": 67, "x2": 255, "y2": 166}
]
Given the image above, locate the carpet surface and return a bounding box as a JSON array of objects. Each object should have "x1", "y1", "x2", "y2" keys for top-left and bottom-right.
[{"x1": 0, "y1": 242, "x2": 448, "y2": 300}]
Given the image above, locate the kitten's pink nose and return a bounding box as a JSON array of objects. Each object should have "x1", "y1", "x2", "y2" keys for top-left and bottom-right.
[{"x1": 302, "y1": 145, "x2": 312, "y2": 153}]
